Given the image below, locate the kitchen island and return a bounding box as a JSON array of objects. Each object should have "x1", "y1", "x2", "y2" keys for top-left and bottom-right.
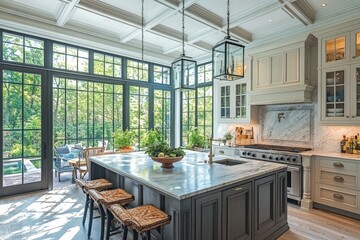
[{"x1": 90, "y1": 151, "x2": 288, "y2": 240}]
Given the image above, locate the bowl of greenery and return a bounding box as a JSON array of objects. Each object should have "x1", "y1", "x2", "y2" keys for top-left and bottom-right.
[
  {"x1": 113, "y1": 129, "x2": 135, "y2": 152},
  {"x1": 145, "y1": 141, "x2": 185, "y2": 169}
]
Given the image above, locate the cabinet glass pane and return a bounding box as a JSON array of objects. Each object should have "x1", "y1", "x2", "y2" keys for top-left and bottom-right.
[
  {"x1": 356, "y1": 32, "x2": 360, "y2": 57},
  {"x1": 325, "y1": 36, "x2": 345, "y2": 62},
  {"x1": 220, "y1": 86, "x2": 230, "y2": 118},
  {"x1": 325, "y1": 70, "x2": 344, "y2": 117},
  {"x1": 357, "y1": 68, "x2": 360, "y2": 116},
  {"x1": 235, "y1": 83, "x2": 246, "y2": 118}
]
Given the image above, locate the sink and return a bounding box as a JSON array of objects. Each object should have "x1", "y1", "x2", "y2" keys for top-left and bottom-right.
[{"x1": 214, "y1": 159, "x2": 246, "y2": 166}]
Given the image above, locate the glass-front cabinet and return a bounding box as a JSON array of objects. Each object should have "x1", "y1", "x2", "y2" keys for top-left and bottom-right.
[
  {"x1": 218, "y1": 80, "x2": 249, "y2": 122},
  {"x1": 321, "y1": 65, "x2": 360, "y2": 124},
  {"x1": 324, "y1": 36, "x2": 346, "y2": 63},
  {"x1": 351, "y1": 30, "x2": 360, "y2": 61}
]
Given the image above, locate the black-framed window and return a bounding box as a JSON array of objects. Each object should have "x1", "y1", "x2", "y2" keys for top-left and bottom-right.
[
  {"x1": 127, "y1": 59, "x2": 148, "y2": 81},
  {"x1": 154, "y1": 89, "x2": 171, "y2": 142},
  {"x1": 153, "y1": 65, "x2": 170, "y2": 84},
  {"x1": 129, "y1": 86, "x2": 149, "y2": 149},
  {"x1": 197, "y1": 62, "x2": 212, "y2": 84},
  {"x1": 93, "y1": 52, "x2": 122, "y2": 78},
  {"x1": 2, "y1": 32, "x2": 44, "y2": 66},
  {"x1": 52, "y1": 43, "x2": 89, "y2": 73},
  {"x1": 197, "y1": 86, "x2": 212, "y2": 140},
  {"x1": 52, "y1": 77, "x2": 123, "y2": 149},
  {"x1": 181, "y1": 90, "x2": 196, "y2": 146}
]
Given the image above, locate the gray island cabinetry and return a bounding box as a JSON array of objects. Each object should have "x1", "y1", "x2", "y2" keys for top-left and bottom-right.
[{"x1": 90, "y1": 151, "x2": 288, "y2": 240}]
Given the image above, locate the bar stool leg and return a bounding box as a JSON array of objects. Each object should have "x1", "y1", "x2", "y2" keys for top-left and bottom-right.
[
  {"x1": 105, "y1": 209, "x2": 113, "y2": 240},
  {"x1": 122, "y1": 226, "x2": 128, "y2": 240},
  {"x1": 146, "y1": 231, "x2": 151, "y2": 240},
  {"x1": 133, "y1": 230, "x2": 138, "y2": 240},
  {"x1": 87, "y1": 198, "x2": 94, "y2": 238},
  {"x1": 82, "y1": 194, "x2": 89, "y2": 225},
  {"x1": 99, "y1": 204, "x2": 106, "y2": 240}
]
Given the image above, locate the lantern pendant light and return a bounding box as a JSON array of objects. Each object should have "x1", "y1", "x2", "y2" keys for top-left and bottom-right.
[
  {"x1": 172, "y1": 0, "x2": 197, "y2": 90},
  {"x1": 212, "y1": 0, "x2": 245, "y2": 81}
]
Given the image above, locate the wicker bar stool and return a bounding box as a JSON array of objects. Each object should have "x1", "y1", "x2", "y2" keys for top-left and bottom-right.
[
  {"x1": 75, "y1": 178, "x2": 113, "y2": 226},
  {"x1": 88, "y1": 188, "x2": 134, "y2": 240},
  {"x1": 110, "y1": 204, "x2": 171, "y2": 240}
]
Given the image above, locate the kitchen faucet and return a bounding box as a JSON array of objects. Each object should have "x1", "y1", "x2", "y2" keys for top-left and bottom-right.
[{"x1": 208, "y1": 136, "x2": 213, "y2": 164}]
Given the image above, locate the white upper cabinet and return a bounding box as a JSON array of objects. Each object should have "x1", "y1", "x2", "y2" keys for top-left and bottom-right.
[
  {"x1": 250, "y1": 35, "x2": 316, "y2": 105},
  {"x1": 318, "y1": 27, "x2": 360, "y2": 125},
  {"x1": 213, "y1": 59, "x2": 251, "y2": 123}
]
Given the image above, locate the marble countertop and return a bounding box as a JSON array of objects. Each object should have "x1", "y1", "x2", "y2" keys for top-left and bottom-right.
[
  {"x1": 90, "y1": 151, "x2": 287, "y2": 200},
  {"x1": 301, "y1": 150, "x2": 360, "y2": 161}
]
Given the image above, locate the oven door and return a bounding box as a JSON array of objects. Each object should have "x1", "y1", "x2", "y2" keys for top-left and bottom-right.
[{"x1": 287, "y1": 165, "x2": 302, "y2": 201}]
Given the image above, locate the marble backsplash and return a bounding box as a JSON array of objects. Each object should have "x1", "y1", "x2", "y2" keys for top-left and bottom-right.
[{"x1": 214, "y1": 103, "x2": 360, "y2": 153}]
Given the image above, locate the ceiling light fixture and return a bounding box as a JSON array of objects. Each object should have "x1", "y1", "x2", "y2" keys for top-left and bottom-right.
[
  {"x1": 212, "y1": 0, "x2": 245, "y2": 81},
  {"x1": 321, "y1": 3, "x2": 327, "y2": 7},
  {"x1": 268, "y1": 18, "x2": 273, "y2": 22},
  {"x1": 172, "y1": 0, "x2": 197, "y2": 90}
]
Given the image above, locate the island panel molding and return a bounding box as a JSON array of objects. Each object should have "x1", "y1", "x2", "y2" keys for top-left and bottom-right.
[{"x1": 89, "y1": 151, "x2": 288, "y2": 240}]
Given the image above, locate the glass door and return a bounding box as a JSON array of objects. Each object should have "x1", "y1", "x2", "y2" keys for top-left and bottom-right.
[
  {"x1": 325, "y1": 70, "x2": 345, "y2": 118},
  {"x1": 1, "y1": 67, "x2": 49, "y2": 197}
]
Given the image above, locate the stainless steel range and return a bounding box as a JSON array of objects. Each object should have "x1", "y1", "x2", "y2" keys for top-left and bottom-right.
[{"x1": 235, "y1": 144, "x2": 312, "y2": 201}]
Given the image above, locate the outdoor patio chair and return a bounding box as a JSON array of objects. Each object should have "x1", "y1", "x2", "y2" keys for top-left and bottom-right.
[{"x1": 54, "y1": 145, "x2": 83, "y2": 182}]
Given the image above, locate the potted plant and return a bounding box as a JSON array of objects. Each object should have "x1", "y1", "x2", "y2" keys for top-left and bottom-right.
[
  {"x1": 223, "y1": 132, "x2": 233, "y2": 146},
  {"x1": 141, "y1": 129, "x2": 163, "y2": 148},
  {"x1": 187, "y1": 128, "x2": 206, "y2": 151},
  {"x1": 145, "y1": 141, "x2": 185, "y2": 169},
  {"x1": 113, "y1": 129, "x2": 135, "y2": 152}
]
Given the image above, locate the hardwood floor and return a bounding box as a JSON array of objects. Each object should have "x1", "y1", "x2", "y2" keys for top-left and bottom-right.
[
  {"x1": 279, "y1": 204, "x2": 360, "y2": 240},
  {"x1": 0, "y1": 184, "x2": 359, "y2": 240}
]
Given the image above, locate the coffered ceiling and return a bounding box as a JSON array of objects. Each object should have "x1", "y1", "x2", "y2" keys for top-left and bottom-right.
[{"x1": 0, "y1": 0, "x2": 359, "y2": 65}]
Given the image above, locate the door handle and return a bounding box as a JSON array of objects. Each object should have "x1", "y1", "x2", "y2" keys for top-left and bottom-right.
[
  {"x1": 219, "y1": 150, "x2": 224, "y2": 154},
  {"x1": 287, "y1": 166, "x2": 300, "y2": 172},
  {"x1": 43, "y1": 142, "x2": 47, "y2": 158},
  {"x1": 232, "y1": 187, "x2": 243, "y2": 192},
  {"x1": 333, "y1": 162, "x2": 344, "y2": 168},
  {"x1": 333, "y1": 176, "x2": 344, "y2": 182},
  {"x1": 333, "y1": 193, "x2": 344, "y2": 200}
]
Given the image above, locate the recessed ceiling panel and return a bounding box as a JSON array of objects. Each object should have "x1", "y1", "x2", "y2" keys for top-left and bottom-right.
[
  {"x1": 70, "y1": 8, "x2": 136, "y2": 34},
  {"x1": 11, "y1": 0, "x2": 60, "y2": 15},
  {"x1": 241, "y1": 8, "x2": 295, "y2": 34},
  {"x1": 100, "y1": 0, "x2": 164, "y2": 19}
]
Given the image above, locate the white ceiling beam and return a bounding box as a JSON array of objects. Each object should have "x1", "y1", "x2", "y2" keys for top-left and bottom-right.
[
  {"x1": 278, "y1": 0, "x2": 315, "y2": 26},
  {"x1": 56, "y1": 0, "x2": 80, "y2": 26}
]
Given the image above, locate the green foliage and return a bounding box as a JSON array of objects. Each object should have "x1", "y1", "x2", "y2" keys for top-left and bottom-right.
[
  {"x1": 142, "y1": 129, "x2": 163, "y2": 148},
  {"x1": 145, "y1": 141, "x2": 185, "y2": 158},
  {"x1": 223, "y1": 132, "x2": 232, "y2": 141},
  {"x1": 113, "y1": 129, "x2": 135, "y2": 149},
  {"x1": 10, "y1": 144, "x2": 38, "y2": 157},
  {"x1": 187, "y1": 128, "x2": 206, "y2": 149}
]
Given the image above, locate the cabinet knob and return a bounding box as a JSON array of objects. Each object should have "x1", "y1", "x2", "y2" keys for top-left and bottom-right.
[
  {"x1": 346, "y1": 116, "x2": 349, "y2": 118},
  {"x1": 353, "y1": 56, "x2": 356, "y2": 59},
  {"x1": 352, "y1": 116, "x2": 355, "y2": 118},
  {"x1": 219, "y1": 150, "x2": 224, "y2": 154},
  {"x1": 333, "y1": 162, "x2": 344, "y2": 168},
  {"x1": 333, "y1": 176, "x2": 344, "y2": 182},
  {"x1": 333, "y1": 193, "x2": 344, "y2": 200}
]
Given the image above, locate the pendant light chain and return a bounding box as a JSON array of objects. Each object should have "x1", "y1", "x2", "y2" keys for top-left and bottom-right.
[
  {"x1": 182, "y1": 0, "x2": 185, "y2": 56},
  {"x1": 141, "y1": 0, "x2": 144, "y2": 64},
  {"x1": 227, "y1": 0, "x2": 230, "y2": 38}
]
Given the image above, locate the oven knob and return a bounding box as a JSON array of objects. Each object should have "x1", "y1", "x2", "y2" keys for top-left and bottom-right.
[
  {"x1": 242, "y1": 152, "x2": 246, "y2": 155},
  {"x1": 262, "y1": 154, "x2": 266, "y2": 158},
  {"x1": 280, "y1": 157, "x2": 284, "y2": 161},
  {"x1": 275, "y1": 157, "x2": 279, "y2": 161},
  {"x1": 269, "y1": 156, "x2": 273, "y2": 160},
  {"x1": 292, "y1": 158, "x2": 297, "y2": 162},
  {"x1": 247, "y1": 152, "x2": 251, "y2": 156},
  {"x1": 286, "y1": 157, "x2": 291, "y2": 161},
  {"x1": 252, "y1": 154, "x2": 256, "y2": 157}
]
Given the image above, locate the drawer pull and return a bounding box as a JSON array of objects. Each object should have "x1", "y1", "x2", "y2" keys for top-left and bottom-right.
[
  {"x1": 219, "y1": 150, "x2": 224, "y2": 154},
  {"x1": 233, "y1": 187, "x2": 243, "y2": 192},
  {"x1": 333, "y1": 193, "x2": 344, "y2": 200},
  {"x1": 333, "y1": 176, "x2": 344, "y2": 182},
  {"x1": 333, "y1": 162, "x2": 344, "y2": 168}
]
